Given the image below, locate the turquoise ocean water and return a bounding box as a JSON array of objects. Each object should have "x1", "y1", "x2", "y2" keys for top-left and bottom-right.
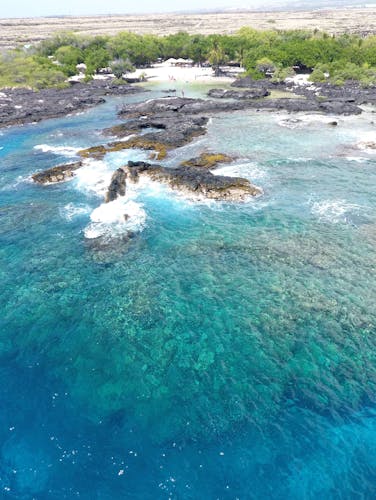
[{"x1": 1, "y1": 83, "x2": 376, "y2": 498}]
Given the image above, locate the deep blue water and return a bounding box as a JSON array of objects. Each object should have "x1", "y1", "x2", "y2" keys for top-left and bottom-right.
[{"x1": 1, "y1": 84, "x2": 376, "y2": 499}]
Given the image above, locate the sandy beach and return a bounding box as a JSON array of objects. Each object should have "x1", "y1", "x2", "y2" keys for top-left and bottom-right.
[{"x1": 125, "y1": 62, "x2": 244, "y2": 84}]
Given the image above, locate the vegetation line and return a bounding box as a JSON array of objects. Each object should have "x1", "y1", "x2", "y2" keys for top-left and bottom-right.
[{"x1": 1, "y1": 29, "x2": 376, "y2": 89}]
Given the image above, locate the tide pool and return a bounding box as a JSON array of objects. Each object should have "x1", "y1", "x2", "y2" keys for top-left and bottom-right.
[{"x1": 0, "y1": 84, "x2": 376, "y2": 498}]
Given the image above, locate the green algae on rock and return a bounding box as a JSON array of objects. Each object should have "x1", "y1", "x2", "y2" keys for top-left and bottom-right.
[
  {"x1": 180, "y1": 153, "x2": 235, "y2": 169},
  {"x1": 78, "y1": 138, "x2": 169, "y2": 161}
]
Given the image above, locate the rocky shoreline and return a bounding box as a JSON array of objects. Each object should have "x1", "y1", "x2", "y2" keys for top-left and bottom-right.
[
  {"x1": 2, "y1": 76, "x2": 375, "y2": 131},
  {"x1": 0, "y1": 79, "x2": 145, "y2": 128},
  {"x1": 31, "y1": 87, "x2": 372, "y2": 203},
  {"x1": 230, "y1": 76, "x2": 376, "y2": 110},
  {"x1": 29, "y1": 80, "x2": 376, "y2": 242}
]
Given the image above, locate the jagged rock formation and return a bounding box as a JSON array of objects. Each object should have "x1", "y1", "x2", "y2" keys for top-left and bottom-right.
[
  {"x1": 208, "y1": 88, "x2": 270, "y2": 99},
  {"x1": 32, "y1": 161, "x2": 82, "y2": 184},
  {"x1": 123, "y1": 160, "x2": 262, "y2": 201},
  {"x1": 105, "y1": 168, "x2": 127, "y2": 202},
  {"x1": 119, "y1": 95, "x2": 362, "y2": 118}
]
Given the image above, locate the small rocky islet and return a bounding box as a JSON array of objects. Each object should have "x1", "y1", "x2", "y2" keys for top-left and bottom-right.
[
  {"x1": 106, "y1": 160, "x2": 261, "y2": 203},
  {"x1": 31, "y1": 161, "x2": 83, "y2": 184}
]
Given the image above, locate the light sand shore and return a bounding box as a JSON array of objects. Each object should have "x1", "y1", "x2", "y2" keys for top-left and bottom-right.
[{"x1": 126, "y1": 63, "x2": 244, "y2": 84}]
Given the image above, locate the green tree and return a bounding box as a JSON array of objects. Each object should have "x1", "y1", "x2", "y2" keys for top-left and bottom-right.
[
  {"x1": 187, "y1": 35, "x2": 209, "y2": 64},
  {"x1": 256, "y1": 57, "x2": 277, "y2": 76},
  {"x1": 0, "y1": 51, "x2": 67, "y2": 89},
  {"x1": 54, "y1": 45, "x2": 83, "y2": 76},
  {"x1": 111, "y1": 58, "x2": 135, "y2": 78},
  {"x1": 84, "y1": 47, "x2": 110, "y2": 75}
]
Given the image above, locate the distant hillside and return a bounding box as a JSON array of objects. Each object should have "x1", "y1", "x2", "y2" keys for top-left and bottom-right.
[
  {"x1": 218, "y1": 0, "x2": 374, "y2": 11},
  {"x1": 0, "y1": 7, "x2": 375, "y2": 51}
]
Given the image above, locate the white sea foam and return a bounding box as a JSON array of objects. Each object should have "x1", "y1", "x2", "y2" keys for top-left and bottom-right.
[
  {"x1": 277, "y1": 118, "x2": 303, "y2": 129},
  {"x1": 214, "y1": 161, "x2": 267, "y2": 181},
  {"x1": 84, "y1": 199, "x2": 146, "y2": 239},
  {"x1": 73, "y1": 159, "x2": 113, "y2": 197},
  {"x1": 129, "y1": 174, "x2": 264, "y2": 209},
  {"x1": 105, "y1": 148, "x2": 148, "y2": 170},
  {"x1": 277, "y1": 114, "x2": 341, "y2": 129},
  {"x1": 34, "y1": 144, "x2": 81, "y2": 157},
  {"x1": 311, "y1": 199, "x2": 361, "y2": 224},
  {"x1": 118, "y1": 134, "x2": 136, "y2": 142},
  {"x1": 345, "y1": 156, "x2": 368, "y2": 163},
  {"x1": 357, "y1": 139, "x2": 376, "y2": 154},
  {"x1": 60, "y1": 203, "x2": 91, "y2": 221},
  {"x1": 72, "y1": 148, "x2": 149, "y2": 197}
]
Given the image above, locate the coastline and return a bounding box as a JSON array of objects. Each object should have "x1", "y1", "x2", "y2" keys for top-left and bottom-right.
[
  {"x1": 2, "y1": 63, "x2": 376, "y2": 130},
  {"x1": 0, "y1": 79, "x2": 145, "y2": 129}
]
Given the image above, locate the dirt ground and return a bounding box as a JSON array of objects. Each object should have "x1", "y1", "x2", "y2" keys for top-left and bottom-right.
[{"x1": 1, "y1": 8, "x2": 375, "y2": 50}]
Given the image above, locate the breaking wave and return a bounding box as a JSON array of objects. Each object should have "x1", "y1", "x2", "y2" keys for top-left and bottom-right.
[
  {"x1": 84, "y1": 199, "x2": 146, "y2": 240},
  {"x1": 33, "y1": 144, "x2": 81, "y2": 157},
  {"x1": 311, "y1": 199, "x2": 362, "y2": 224}
]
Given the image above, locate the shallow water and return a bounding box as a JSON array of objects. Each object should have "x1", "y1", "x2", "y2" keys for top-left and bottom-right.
[{"x1": 1, "y1": 84, "x2": 376, "y2": 498}]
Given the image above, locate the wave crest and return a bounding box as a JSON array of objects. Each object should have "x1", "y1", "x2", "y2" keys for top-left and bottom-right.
[
  {"x1": 33, "y1": 144, "x2": 81, "y2": 157},
  {"x1": 84, "y1": 199, "x2": 146, "y2": 240},
  {"x1": 311, "y1": 199, "x2": 362, "y2": 224}
]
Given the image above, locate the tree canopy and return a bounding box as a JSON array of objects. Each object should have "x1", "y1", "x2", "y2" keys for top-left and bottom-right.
[{"x1": 1, "y1": 29, "x2": 376, "y2": 89}]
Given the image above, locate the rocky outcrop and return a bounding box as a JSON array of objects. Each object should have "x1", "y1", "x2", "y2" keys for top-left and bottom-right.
[
  {"x1": 208, "y1": 88, "x2": 270, "y2": 99},
  {"x1": 79, "y1": 114, "x2": 209, "y2": 161},
  {"x1": 81, "y1": 92, "x2": 358, "y2": 170},
  {"x1": 105, "y1": 168, "x2": 127, "y2": 202},
  {"x1": 0, "y1": 79, "x2": 145, "y2": 128},
  {"x1": 231, "y1": 76, "x2": 370, "y2": 112},
  {"x1": 78, "y1": 138, "x2": 169, "y2": 161},
  {"x1": 107, "y1": 114, "x2": 209, "y2": 148},
  {"x1": 123, "y1": 160, "x2": 262, "y2": 201},
  {"x1": 119, "y1": 97, "x2": 255, "y2": 117},
  {"x1": 286, "y1": 81, "x2": 376, "y2": 105},
  {"x1": 253, "y1": 98, "x2": 362, "y2": 115},
  {"x1": 232, "y1": 75, "x2": 376, "y2": 104},
  {"x1": 32, "y1": 161, "x2": 82, "y2": 184},
  {"x1": 78, "y1": 144, "x2": 108, "y2": 160},
  {"x1": 104, "y1": 120, "x2": 166, "y2": 138},
  {"x1": 119, "y1": 95, "x2": 362, "y2": 117},
  {"x1": 180, "y1": 153, "x2": 234, "y2": 169}
]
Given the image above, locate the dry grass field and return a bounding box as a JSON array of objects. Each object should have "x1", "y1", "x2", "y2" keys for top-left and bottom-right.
[{"x1": 0, "y1": 8, "x2": 375, "y2": 50}]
